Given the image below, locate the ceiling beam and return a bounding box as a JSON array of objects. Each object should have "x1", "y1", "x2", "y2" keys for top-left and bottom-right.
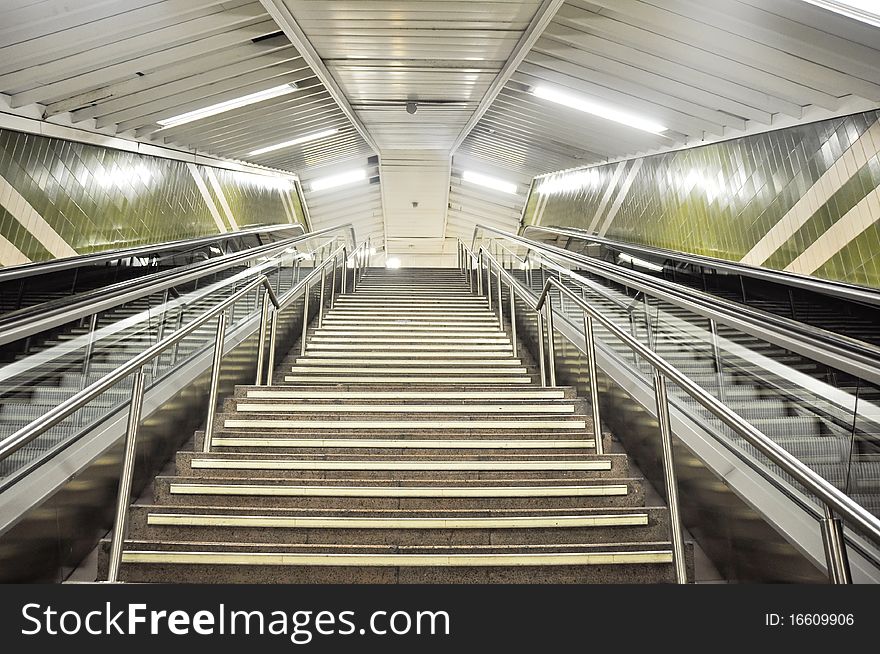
[
  {"x1": 257, "y1": 0, "x2": 380, "y2": 154},
  {"x1": 449, "y1": 0, "x2": 566, "y2": 154}
]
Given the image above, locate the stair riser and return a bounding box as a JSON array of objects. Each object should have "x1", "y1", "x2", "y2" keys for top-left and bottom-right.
[{"x1": 111, "y1": 562, "x2": 679, "y2": 584}]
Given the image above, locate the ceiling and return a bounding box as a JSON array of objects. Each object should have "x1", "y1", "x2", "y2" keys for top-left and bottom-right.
[{"x1": 1, "y1": 0, "x2": 879, "y2": 266}]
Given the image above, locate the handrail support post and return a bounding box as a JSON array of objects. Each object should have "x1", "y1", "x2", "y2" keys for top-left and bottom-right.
[
  {"x1": 255, "y1": 288, "x2": 271, "y2": 385},
  {"x1": 821, "y1": 506, "x2": 853, "y2": 584},
  {"x1": 106, "y1": 367, "x2": 147, "y2": 583},
  {"x1": 584, "y1": 313, "x2": 604, "y2": 455},
  {"x1": 203, "y1": 311, "x2": 227, "y2": 452},
  {"x1": 545, "y1": 296, "x2": 556, "y2": 387},
  {"x1": 653, "y1": 370, "x2": 688, "y2": 584}
]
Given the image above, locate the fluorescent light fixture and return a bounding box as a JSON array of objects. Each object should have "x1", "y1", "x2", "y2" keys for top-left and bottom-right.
[
  {"x1": 799, "y1": 0, "x2": 880, "y2": 26},
  {"x1": 310, "y1": 168, "x2": 366, "y2": 192},
  {"x1": 619, "y1": 253, "x2": 664, "y2": 273},
  {"x1": 156, "y1": 83, "x2": 297, "y2": 129},
  {"x1": 532, "y1": 85, "x2": 666, "y2": 134},
  {"x1": 247, "y1": 128, "x2": 339, "y2": 157},
  {"x1": 462, "y1": 170, "x2": 517, "y2": 195},
  {"x1": 385, "y1": 257, "x2": 402, "y2": 269}
]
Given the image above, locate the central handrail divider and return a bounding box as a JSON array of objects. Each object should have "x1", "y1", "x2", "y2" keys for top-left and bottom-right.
[{"x1": 458, "y1": 239, "x2": 880, "y2": 585}]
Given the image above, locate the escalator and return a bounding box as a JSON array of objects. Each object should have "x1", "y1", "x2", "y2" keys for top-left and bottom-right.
[
  {"x1": 523, "y1": 225, "x2": 880, "y2": 348},
  {"x1": 0, "y1": 223, "x2": 304, "y2": 317},
  {"x1": 470, "y1": 226, "x2": 880, "y2": 581},
  {"x1": 0, "y1": 223, "x2": 364, "y2": 582}
]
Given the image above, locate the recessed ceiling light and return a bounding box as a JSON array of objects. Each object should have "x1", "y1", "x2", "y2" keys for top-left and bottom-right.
[
  {"x1": 310, "y1": 168, "x2": 367, "y2": 192},
  {"x1": 156, "y1": 83, "x2": 298, "y2": 129},
  {"x1": 462, "y1": 170, "x2": 517, "y2": 195},
  {"x1": 800, "y1": 0, "x2": 880, "y2": 26},
  {"x1": 532, "y1": 85, "x2": 666, "y2": 134},
  {"x1": 247, "y1": 128, "x2": 339, "y2": 157}
]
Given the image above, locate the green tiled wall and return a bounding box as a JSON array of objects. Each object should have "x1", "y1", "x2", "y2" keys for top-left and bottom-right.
[
  {"x1": 0, "y1": 128, "x2": 305, "y2": 263},
  {"x1": 525, "y1": 110, "x2": 880, "y2": 288}
]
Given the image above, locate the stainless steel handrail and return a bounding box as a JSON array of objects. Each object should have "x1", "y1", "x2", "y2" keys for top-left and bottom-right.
[
  {"x1": 524, "y1": 224, "x2": 880, "y2": 309},
  {"x1": 463, "y1": 241, "x2": 880, "y2": 584},
  {"x1": 0, "y1": 223, "x2": 306, "y2": 284},
  {"x1": 0, "y1": 224, "x2": 354, "y2": 348},
  {"x1": 472, "y1": 225, "x2": 880, "y2": 388},
  {"x1": 105, "y1": 238, "x2": 368, "y2": 581}
]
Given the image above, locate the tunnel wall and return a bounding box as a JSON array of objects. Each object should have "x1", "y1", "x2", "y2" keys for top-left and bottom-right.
[
  {"x1": 0, "y1": 127, "x2": 307, "y2": 265},
  {"x1": 524, "y1": 109, "x2": 880, "y2": 288}
]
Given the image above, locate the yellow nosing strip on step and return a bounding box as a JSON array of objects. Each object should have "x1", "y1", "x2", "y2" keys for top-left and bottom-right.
[
  {"x1": 314, "y1": 333, "x2": 506, "y2": 338},
  {"x1": 283, "y1": 377, "x2": 533, "y2": 383},
  {"x1": 122, "y1": 551, "x2": 673, "y2": 567},
  {"x1": 307, "y1": 345, "x2": 511, "y2": 351},
  {"x1": 189, "y1": 459, "x2": 612, "y2": 471},
  {"x1": 223, "y1": 419, "x2": 587, "y2": 429},
  {"x1": 309, "y1": 338, "x2": 511, "y2": 344},
  {"x1": 168, "y1": 484, "x2": 627, "y2": 498},
  {"x1": 295, "y1": 359, "x2": 524, "y2": 366},
  {"x1": 235, "y1": 404, "x2": 575, "y2": 413},
  {"x1": 315, "y1": 322, "x2": 505, "y2": 336},
  {"x1": 211, "y1": 438, "x2": 595, "y2": 449},
  {"x1": 287, "y1": 367, "x2": 528, "y2": 374},
  {"x1": 246, "y1": 391, "x2": 568, "y2": 399},
  {"x1": 146, "y1": 514, "x2": 648, "y2": 529},
  {"x1": 294, "y1": 352, "x2": 517, "y2": 358}
]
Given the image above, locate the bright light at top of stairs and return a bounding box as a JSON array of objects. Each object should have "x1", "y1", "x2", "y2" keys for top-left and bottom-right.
[{"x1": 385, "y1": 257, "x2": 402, "y2": 269}]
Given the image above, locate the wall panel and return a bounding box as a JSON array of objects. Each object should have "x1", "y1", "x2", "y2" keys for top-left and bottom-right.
[
  {"x1": 0, "y1": 128, "x2": 304, "y2": 265},
  {"x1": 526, "y1": 110, "x2": 880, "y2": 288}
]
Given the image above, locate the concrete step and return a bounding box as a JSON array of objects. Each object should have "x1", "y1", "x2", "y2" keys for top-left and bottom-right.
[
  {"x1": 103, "y1": 540, "x2": 684, "y2": 583},
  {"x1": 285, "y1": 353, "x2": 520, "y2": 363},
  {"x1": 176, "y1": 451, "x2": 628, "y2": 478},
  {"x1": 290, "y1": 358, "x2": 526, "y2": 367},
  {"x1": 220, "y1": 416, "x2": 588, "y2": 431},
  {"x1": 124, "y1": 504, "x2": 669, "y2": 545},
  {"x1": 152, "y1": 476, "x2": 645, "y2": 508},
  {"x1": 283, "y1": 375, "x2": 534, "y2": 384},
  {"x1": 239, "y1": 387, "x2": 573, "y2": 400},
  {"x1": 229, "y1": 402, "x2": 577, "y2": 414}
]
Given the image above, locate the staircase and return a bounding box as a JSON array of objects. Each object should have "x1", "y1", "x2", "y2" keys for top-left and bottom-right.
[{"x1": 100, "y1": 267, "x2": 689, "y2": 583}]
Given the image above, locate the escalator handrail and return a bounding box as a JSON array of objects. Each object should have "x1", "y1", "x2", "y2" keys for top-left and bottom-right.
[
  {"x1": 473, "y1": 225, "x2": 880, "y2": 388},
  {"x1": 522, "y1": 224, "x2": 880, "y2": 309},
  {"x1": 0, "y1": 224, "x2": 355, "y2": 348},
  {"x1": 0, "y1": 223, "x2": 306, "y2": 284}
]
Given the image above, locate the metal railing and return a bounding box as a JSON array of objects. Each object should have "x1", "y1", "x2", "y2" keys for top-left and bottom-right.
[
  {"x1": 459, "y1": 240, "x2": 880, "y2": 584},
  {"x1": 104, "y1": 238, "x2": 369, "y2": 582}
]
